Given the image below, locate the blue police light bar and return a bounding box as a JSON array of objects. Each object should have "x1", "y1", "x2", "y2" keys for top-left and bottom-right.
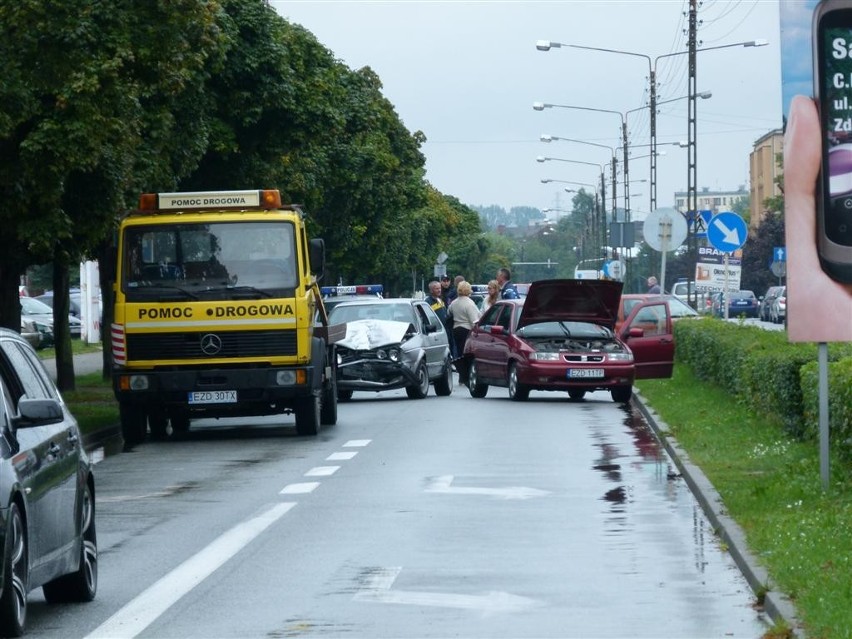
[{"x1": 320, "y1": 284, "x2": 384, "y2": 297}]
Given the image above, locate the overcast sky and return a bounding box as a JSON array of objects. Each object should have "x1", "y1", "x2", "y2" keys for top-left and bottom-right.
[{"x1": 272, "y1": 1, "x2": 782, "y2": 220}]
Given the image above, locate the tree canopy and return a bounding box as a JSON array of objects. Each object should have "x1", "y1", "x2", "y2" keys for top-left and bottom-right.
[{"x1": 1, "y1": 0, "x2": 490, "y2": 341}]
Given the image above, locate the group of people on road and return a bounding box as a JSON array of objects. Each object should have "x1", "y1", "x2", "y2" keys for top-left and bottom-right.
[{"x1": 424, "y1": 268, "x2": 520, "y2": 386}]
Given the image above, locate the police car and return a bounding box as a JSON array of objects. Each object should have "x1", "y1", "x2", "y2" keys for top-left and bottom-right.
[{"x1": 321, "y1": 284, "x2": 384, "y2": 313}]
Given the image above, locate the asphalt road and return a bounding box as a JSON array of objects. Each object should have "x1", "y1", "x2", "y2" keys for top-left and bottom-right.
[{"x1": 23, "y1": 382, "x2": 788, "y2": 638}]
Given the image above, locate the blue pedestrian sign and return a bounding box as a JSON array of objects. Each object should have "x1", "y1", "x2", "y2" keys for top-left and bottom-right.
[
  {"x1": 773, "y1": 246, "x2": 787, "y2": 262},
  {"x1": 687, "y1": 210, "x2": 712, "y2": 238},
  {"x1": 707, "y1": 211, "x2": 748, "y2": 253}
]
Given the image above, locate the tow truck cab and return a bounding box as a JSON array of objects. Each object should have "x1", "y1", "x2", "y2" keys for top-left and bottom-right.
[{"x1": 111, "y1": 189, "x2": 340, "y2": 447}]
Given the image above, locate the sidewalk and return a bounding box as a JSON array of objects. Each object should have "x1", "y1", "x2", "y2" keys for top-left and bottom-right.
[{"x1": 42, "y1": 349, "x2": 106, "y2": 380}]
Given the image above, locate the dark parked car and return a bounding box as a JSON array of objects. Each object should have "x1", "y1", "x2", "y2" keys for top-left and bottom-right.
[
  {"x1": 35, "y1": 291, "x2": 82, "y2": 319},
  {"x1": 328, "y1": 298, "x2": 453, "y2": 399},
  {"x1": 712, "y1": 290, "x2": 760, "y2": 319},
  {"x1": 759, "y1": 286, "x2": 784, "y2": 322},
  {"x1": 21, "y1": 296, "x2": 82, "y2": 341},
  {"x1": 0, "y1": 328, "x2": 97, "y2": 636},
  {"x1": 19, "y1": 319, "x2": 42, "y2": 350},
  {"x1": 463, "y1": 279, "x2": 674, "y2": 403}
]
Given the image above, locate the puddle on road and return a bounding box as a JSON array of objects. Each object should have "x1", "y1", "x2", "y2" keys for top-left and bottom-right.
[{"x1": 587, "y1": 403, "x2": 759, "y2": 607}]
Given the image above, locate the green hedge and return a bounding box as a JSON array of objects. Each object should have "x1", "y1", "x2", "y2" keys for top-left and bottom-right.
[{"x1": 673, "y1": 318, "x2": 852, "y2": 459}]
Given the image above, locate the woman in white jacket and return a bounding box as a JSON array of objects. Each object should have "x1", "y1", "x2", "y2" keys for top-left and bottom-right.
[{"x1": 447, "y1": 281, "x2": 480, "y2": 385}]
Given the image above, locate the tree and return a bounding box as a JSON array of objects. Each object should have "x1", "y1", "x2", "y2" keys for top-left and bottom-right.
[
  {"x1": 0, "y1": 0, "x2": 223, "y2": 388},
  {"x1": 741, "y1": 211, "x2": 785, "y2": 295}
]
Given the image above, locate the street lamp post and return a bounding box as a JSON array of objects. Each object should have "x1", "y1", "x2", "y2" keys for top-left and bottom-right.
[
  {"x1": 541, "y1": 134, "x2": 617, "y2": 218},
  {"x1": 563, "y1": 186, "x2": 604, "y2": 262},
  {"x1": 534, "y1": 102, "x2": 631, "y2": 221},
  {"x1": 541, "y1": 177, "x2": 604, "y2": 259},
  {"x1": 539, "y1": 162, "x2": 606, "y2": 261},
  {"x1": 535, "y1": 39, "x2": 765, "y2": 210}
]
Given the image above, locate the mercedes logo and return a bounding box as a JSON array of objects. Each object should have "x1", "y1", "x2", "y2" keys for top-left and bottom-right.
[{"x1": 200, "y1": 333, "x2": 223, "y2": 355}]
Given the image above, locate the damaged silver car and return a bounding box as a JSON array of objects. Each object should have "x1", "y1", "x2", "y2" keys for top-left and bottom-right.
[{"x1": 328, "y1": 299, "x2": 454, "y2": 400}]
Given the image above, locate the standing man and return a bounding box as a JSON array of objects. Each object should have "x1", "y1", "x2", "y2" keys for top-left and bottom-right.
[
  {"x1": 496, "y1": 267, "x2": 519, "y2": 299},
  {"x1": 426, "y1": 280, "x2": 456, "y2": 356},
  {"x1": 646, "y1": 276, "x2": 661, "y2": 294},
  {"x1": 440, "y1": 275, "x2": 453, "y2": 305},
  {"x1": 426, "y1": 280, "x2": 448, "y2": 322}
]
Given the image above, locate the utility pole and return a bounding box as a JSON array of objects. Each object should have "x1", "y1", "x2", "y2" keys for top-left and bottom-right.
[
  {"x1": 686, "y1": 0, "x2": 698, "y2": 308},
  {"x1": 649, "y1": 68, "x2": 658, "y2": 211}
]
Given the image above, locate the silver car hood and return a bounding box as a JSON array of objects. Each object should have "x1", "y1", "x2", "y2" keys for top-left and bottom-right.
[{"x1": 338, "y1": 319, "x2": 411, "y2": 350}]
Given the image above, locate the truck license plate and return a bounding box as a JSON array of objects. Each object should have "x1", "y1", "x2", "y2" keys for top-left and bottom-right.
[
  {"x1": 188, "y1": 390, "x2": 237, "y2": 404},
  {"x1": 567, "y1": 368, "x2": 604, "y2": 379}
]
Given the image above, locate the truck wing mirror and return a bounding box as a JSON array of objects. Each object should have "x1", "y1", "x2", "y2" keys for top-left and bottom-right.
[{"x1": 309, "y1": 238, "x2": 325, "y2": 276}]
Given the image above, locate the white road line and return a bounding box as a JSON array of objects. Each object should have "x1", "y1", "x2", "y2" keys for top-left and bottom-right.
[
  {"x1": 343, "y1": 439, "x2": 371, "y2": 447},
  {"x1": 280, "y1": 482, "x2": 320, "y2": 494},
  {"x1": 424, "y1": 475, "x2": 550, "y2": 500},
  {"x1": 354, "y1": 566, "x2": 540, "y2": 614},
  {"x1": 85, "y1": 502, "x2": 296, "y2": 639},
  {"x1": 304, "y1": 465, "x2": 340, "y2": 477},
  {"x1": 327, "y1": 451, "x2": 358, "y2": 461}
]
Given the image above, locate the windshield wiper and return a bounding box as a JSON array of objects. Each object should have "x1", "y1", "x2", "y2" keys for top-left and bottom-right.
[
  {"x1": 129, "y1": 284, "x2": 199, "y2": 300},
  {"x1": 225, "y1": 286, "x2": 274, "y2": 299}
]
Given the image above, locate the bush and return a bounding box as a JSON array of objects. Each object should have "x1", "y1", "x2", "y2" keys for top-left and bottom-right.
[
  {"x1": 673, "y1": 318, "x2": 852, "y2": 455},
  {"x1": 800, "y1": 356, "x2": 852, "y2": 461}
]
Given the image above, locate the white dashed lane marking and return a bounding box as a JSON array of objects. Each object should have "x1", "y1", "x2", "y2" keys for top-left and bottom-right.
[
  {"x1": 344, "y1": 439, "x2": 371, "y2": 447},
  {"x1": 305, "y1": 466, "x2": 341, "y2": 477},
  {"x1": 280, "y1": 482, "x2": 321, "y2": 495},
  {"x1": 327, "y1": 451, "x2": 358, "y2": 461}
]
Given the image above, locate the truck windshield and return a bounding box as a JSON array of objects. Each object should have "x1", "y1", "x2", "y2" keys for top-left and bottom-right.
[{"x1": 122, "y1": 221, "x2": 297, "y2": 301}]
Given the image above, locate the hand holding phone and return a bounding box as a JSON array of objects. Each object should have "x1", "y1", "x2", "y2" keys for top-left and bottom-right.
[{"x1": 813, "y1": 0, "x2": 852, "y2": 283}]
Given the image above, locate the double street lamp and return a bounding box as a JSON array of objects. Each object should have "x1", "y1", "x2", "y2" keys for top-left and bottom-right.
[
  {"x1": 535, "y1": 39, "x2": 765, "y2": 211},
  {"x1": 540, "y1": 134, "x2": 617, "y2": 216},
  {"x1": 534, "y1": 101, "x2": 633, "y2": 220}
]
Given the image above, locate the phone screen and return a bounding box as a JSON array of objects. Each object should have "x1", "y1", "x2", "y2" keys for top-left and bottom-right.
[{"x1": 816, "y1": 7, "x2": 852, "y2": 249}]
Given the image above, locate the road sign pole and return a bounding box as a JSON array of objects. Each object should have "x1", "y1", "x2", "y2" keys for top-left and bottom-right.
[
  {"x1": 659, "y1": 214, "x2": 671, "y2": 293},
  {"x1": 723, "y1": 253, "x2": 730, "y2": 320}
]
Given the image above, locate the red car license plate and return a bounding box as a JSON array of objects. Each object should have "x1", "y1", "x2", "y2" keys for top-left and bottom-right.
[{"x1": 567, "y1": 368, "x2": 604, "y2": 379}]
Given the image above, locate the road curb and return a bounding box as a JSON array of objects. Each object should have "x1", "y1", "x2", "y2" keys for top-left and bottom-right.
[
  {"x1": 83, "y1": 422, "x2": 123, "y2": 459},
  {"x1": 633, "y1": 390, "x2": 806, "y2": 638}
]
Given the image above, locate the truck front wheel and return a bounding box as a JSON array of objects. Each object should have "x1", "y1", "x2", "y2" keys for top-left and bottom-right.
[
  {"x1": 295, "y1": 394, "x2": 320, "y2": 436},
  {"x1": 320, "y1": 363, "x2": 338, "y2": 426},
  {"x1": 119, "y1": 403, "x2": 147, "y2": 450}
]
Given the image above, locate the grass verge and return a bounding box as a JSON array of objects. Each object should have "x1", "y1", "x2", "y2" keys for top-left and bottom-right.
[
  {"x1": 637, "y1": 365, "x2": 852, "y2": 639},
  {"x1": 63, "y1": 371, "x2": 118, "y2": 434}
]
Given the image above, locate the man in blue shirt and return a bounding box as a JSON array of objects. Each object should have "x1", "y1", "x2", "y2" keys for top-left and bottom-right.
[{"x1": 496, "y1": 268, "x2": 519, "y2": 299}]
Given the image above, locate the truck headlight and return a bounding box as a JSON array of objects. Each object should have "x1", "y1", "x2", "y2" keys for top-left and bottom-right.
[
  {"x1": 118, "y1": 375, "x2": 150, "y2": 391},
  {"x1": 276, "y1": 370, "x2": 297, "y2": 385}
]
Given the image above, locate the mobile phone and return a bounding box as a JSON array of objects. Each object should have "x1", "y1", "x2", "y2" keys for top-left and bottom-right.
[{"x1": 813, "y1": 0, "x2": 852, "y2": 283}]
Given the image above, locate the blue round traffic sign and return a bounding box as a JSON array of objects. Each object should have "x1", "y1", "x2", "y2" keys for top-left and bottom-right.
[{"x1": 707, "y1": 211, "x2": 747, "y2": 253}]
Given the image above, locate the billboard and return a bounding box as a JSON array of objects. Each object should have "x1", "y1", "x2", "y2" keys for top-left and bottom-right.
[{"x1": 781, "y1": 1, "x2": 852, "y2": 342}]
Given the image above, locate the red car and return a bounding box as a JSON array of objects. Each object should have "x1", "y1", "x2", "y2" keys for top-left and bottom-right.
[{"x1": 463, "y1": 279, "x2": 674, "y2": 403}]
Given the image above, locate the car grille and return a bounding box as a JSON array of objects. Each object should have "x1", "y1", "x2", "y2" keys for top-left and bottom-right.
[
  {"x1": 563, "y1": 354, "x2": 606, "y2": 363},
  {"x1": 126, "y1": 330, "x2": 297, "y2": 360}
]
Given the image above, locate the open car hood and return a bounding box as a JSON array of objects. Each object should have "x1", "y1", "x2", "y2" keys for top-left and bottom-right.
[
  {"x1": 518, "y1": 279, "x2": 623, "y2": 330},
  {"x1": 338, "y1": 319, "x2": 411, "y2": 350}
]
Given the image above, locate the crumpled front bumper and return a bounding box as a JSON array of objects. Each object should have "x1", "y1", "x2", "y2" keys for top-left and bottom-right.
[{"x1": 336, "y1": 354, "x2": 419, "y2": 391}]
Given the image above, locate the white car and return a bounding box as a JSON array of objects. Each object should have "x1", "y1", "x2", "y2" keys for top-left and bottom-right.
[{"x1": 328, "y1": 298, "x2": 454, "y2": 400}]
